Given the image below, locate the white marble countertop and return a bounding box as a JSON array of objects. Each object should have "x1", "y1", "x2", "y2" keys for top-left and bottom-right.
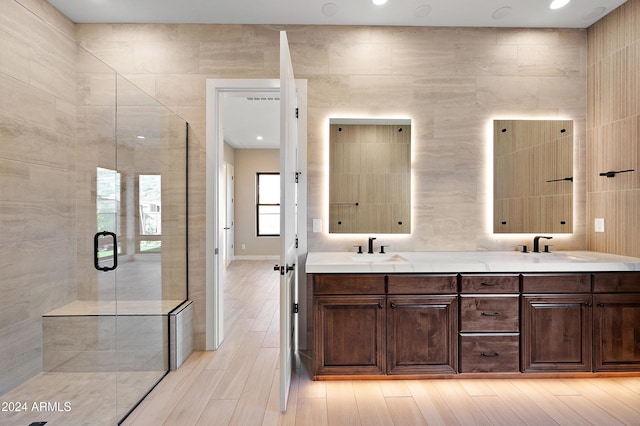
[{"x1": 305, "y1": 251, "x2": 640, "y2": 274}]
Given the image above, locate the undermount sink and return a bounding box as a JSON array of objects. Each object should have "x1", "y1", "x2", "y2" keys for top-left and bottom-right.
[
  {"x1": 533, "y1": 253, "x2": 596, "y2": 262},
  {"x1": 349, "y1": 253, "x2": 407, "y2": 262}
]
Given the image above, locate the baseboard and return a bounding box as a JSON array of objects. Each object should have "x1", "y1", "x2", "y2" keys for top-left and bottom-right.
[{"x1": 232, "y1": 255, "x2": 279, "y2": 261}]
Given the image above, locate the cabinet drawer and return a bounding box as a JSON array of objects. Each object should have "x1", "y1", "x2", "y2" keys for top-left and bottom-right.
[
  {"x1": 313, "y1": 274, "x2": 385, "y2": 295},
  {"x1": 460, "y1": 295, "x2": 519, "y2": 332},
  {"x1": 593, "y1": 272, "x2": 640, "y2": 293},
  {"x1": 461, "y1": 274, "x2": 519, "y2": 293},
  {"x1": 522, "y1": 273, "x2": 590, "y2": 293},
  {"x1": 460, "y1": 333, "x2": 520, "y2": 373},
  {"x1": 387, "y1": 274, "x2": 457, "y2": 294}
]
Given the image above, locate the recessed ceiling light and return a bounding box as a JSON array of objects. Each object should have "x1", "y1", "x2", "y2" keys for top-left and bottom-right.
[
  {"x1": 549, "y1": 0, "x2": 571, "y2": 10},
  {"x1": 414, "y1": 5, "x2": 432, "y2": 18},
  {"x1": 136, "y1": 135, "x2": 145, "y2": 139},
  {"x1": 257, "y1": 136, "x2": 263, "y2": 141},
  {"x1": 321, "y1": 3, "x2": 338, "y2": 17},
  {"x1": 372, "y1": 0, "x2": 388, "y2": 5},
  {"x1": 492, "y1": 6, "x2": 512, "y2": 20},
  {"x1": 583, "y1": 6, "x2": 606, "y2": 20}
]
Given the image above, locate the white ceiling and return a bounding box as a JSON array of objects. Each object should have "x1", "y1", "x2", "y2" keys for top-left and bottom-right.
[
  {"x1": 49, "y1": 0, "x2": 627, "y2": 150},
  {"x1": 49, "y1": 0, "x2": 625, "y2": 28},
  {"x1": 223, "y1": 96, "x2": 281, "y2": 149}
]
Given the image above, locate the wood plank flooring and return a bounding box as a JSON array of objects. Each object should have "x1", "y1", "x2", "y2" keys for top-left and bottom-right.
[{"x1": 124, "y1": 260, "x2": 640, "y2": 426}]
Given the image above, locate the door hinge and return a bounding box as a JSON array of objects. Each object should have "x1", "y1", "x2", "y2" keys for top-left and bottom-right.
[
  {"x1": 295, "y1": 107, "x2": 299, "y2": 119},
  {"x1": 295, "y1": 171, "x2": 302, "y2": 183},
  {"x1": 295, "y1": 237, "x2": 299, "y2": 248},
  {"x1": 293, "y1": 303, "x2": 299, "y2": 314}
]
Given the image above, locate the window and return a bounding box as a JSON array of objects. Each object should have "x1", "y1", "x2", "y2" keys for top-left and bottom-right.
[
  {"x1": 256, "y1": 172, "x2": 280, "y2": 236},
  {"x1": 96, "y1": 167, "x2": 122, "y2": 257},
  {"x1": 139, "y1": 174, "x2": 162, "y2": 253}
]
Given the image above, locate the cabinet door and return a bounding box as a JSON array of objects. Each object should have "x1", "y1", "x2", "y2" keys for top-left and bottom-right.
[
  {"x1": 313, "y1": 295, "x2": 385, "y2": 376},
  {"x1": 387, "y1": 295, "x2": 458, "y2": 375},
  {"x1": 594, "y1": 294, "x2": 640, "y2": 371},
  {"x1": 522, "y1": 294, "x2": 592, "y2": 372}
]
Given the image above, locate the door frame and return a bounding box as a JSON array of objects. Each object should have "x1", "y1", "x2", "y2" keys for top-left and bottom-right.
[
  {"x1": 205, "y1": 79, "x2": 308, "y2": 351},
  {"x1": 223, "y1": 161, "x2": 234, "y2": 268}
]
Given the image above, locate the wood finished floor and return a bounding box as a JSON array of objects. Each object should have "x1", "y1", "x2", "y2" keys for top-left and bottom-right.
[{"x1": 124, "y1": 260, "x2": 640, "y2": 426}]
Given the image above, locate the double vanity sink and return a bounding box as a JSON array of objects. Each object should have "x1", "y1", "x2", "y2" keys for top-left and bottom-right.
[
  {"x1": 307, "y1": 251, "x2": 640, "y2": 380},
  {"x1": 307, "y1": 250, "x2": 640, "y2": 273}
]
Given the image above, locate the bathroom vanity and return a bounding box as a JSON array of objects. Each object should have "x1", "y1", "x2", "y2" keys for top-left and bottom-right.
[{"x1": 306, "y1": 251, "x2": 640, "y2": 379}]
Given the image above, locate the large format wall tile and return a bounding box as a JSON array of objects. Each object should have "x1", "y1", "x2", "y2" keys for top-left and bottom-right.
[
  {"x1": 587, "y1": 0, "x2": 640, "y2": 257},
  {"x1": 0, "y1": 0, "x2": 77, "y2": 392}
]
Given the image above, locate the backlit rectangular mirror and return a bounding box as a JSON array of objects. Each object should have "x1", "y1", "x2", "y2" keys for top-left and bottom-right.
[
  {"x1": 329, "y1": 118, "x2": 411, "y2": 234},
  {"x1": 493, "y1": 119, "x2": 573, "y2": 234}
]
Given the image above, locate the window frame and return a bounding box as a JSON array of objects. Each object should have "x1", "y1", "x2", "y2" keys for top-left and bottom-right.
[{"x1": 256, "y1": 171, "x2": 281, "y2": 237}]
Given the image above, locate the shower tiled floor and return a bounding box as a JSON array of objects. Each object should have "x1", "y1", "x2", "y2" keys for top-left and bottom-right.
[{"x1": 0, "y1": 370, "x2": 164, "y2": 425}]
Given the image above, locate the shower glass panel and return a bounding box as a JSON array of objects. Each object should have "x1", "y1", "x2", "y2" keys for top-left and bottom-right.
[
  {"x1": 114, "y1": 74, "x2": 187, "y2": 420},
  {"x1": 0, "y1": 45, "x2": 187, "y2": 425}
]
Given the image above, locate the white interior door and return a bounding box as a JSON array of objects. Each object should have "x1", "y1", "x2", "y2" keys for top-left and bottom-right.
[{"x1": 279, "y1": 30, "x2": 298, "y2": 412}]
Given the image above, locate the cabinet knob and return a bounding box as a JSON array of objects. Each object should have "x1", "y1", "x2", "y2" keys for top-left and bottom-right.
[
  {"x1": 598, "y1": 303, "x2": 605, "y2": 308},
  {"x1": 390, "y1": 303, "x2": 397, "y2": 309},
  {"x1": 586, "y1": 303, "x2": 593, "y2": 307},
  {"x1": 377, "y1": 303, "x2": 384, "y2": 309}
]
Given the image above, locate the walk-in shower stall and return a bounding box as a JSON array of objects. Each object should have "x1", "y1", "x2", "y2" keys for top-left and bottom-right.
[{"x1": 0, "y1": 44, "x2": 189, "y2": 424}]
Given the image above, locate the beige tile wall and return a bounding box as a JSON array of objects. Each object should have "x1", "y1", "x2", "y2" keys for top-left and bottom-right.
[
  {"x1": 0, "y1": 0, "x2": 78, "y2": 393},
  {"x1": 74, "y1": 23, "x2": 590, "y2": 349},
  {"x1": 587, "y1": 0, "x2": 640, "y2": 257},
  {"x1": 4, "y1": 0, "x2": 600, "y2": 357}
]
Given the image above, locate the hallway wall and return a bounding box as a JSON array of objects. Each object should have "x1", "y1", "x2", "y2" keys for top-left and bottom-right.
[{"x1": 234, "y1": 148, "x2": 280, "y2": 258}]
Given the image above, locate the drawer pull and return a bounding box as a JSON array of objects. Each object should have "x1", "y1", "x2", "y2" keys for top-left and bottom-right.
[
  {"x1": 481, "y1": 312, "x2": 502, "y2": 317},
  {"x1": 481, "y1": 282, "x2": 501, "y2": 287},
  {"x1": 481, "y1": 352, "x2": 500, "y2": 358}
]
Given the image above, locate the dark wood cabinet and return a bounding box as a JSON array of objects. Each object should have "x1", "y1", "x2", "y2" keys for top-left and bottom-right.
[
  {"x1": 312, "y1": 270, "x2": 640, "y2": 379},
  {"x1": 460, "y1": 333, "x2": 520, "y2": 373},
  {"x1": 312, "y1": 274, "x2": 458, "y2": 377},
  {"x1": 459, "y1": 274, "x2": 520, "y2": 373},
  {"x1": 521, "y1": 294, "x2": 592, "y2": 372},
  {"x1": 593, "y1": 293, "x2": 640, "y2": 371},
  {"x1": 313, "y1": 295, "x2": 385, "y2": 376},
  {"x1": 460, "y1": 295, "x2": 519, "y2": 332},
  {"x1": 387, "y1": 295, "x2": 457, "y2": 375}
]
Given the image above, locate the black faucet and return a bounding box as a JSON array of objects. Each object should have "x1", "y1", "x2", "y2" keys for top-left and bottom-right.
[
  {"x1": 533, "y1": 236, "x2": 552, "y2": 253},
  {"x1": 368, "y1": 237, "x2": 376, "y2": 254}
]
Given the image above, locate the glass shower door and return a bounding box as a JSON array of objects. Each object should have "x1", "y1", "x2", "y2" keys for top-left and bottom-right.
[
  {"x1": 0, "y1": 35, "x2": 186, "y2": 426},
  {"x1": 73, "y1": 47, "x2": 121, "y2": 424},
  {"x1": 113, "y1": 75, "x2": 187, "y2": 421}
]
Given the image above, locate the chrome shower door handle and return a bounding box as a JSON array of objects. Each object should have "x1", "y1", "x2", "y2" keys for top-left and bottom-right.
[{"x1": 94, "y1": 231, "x2": 118, "y2": 272}]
